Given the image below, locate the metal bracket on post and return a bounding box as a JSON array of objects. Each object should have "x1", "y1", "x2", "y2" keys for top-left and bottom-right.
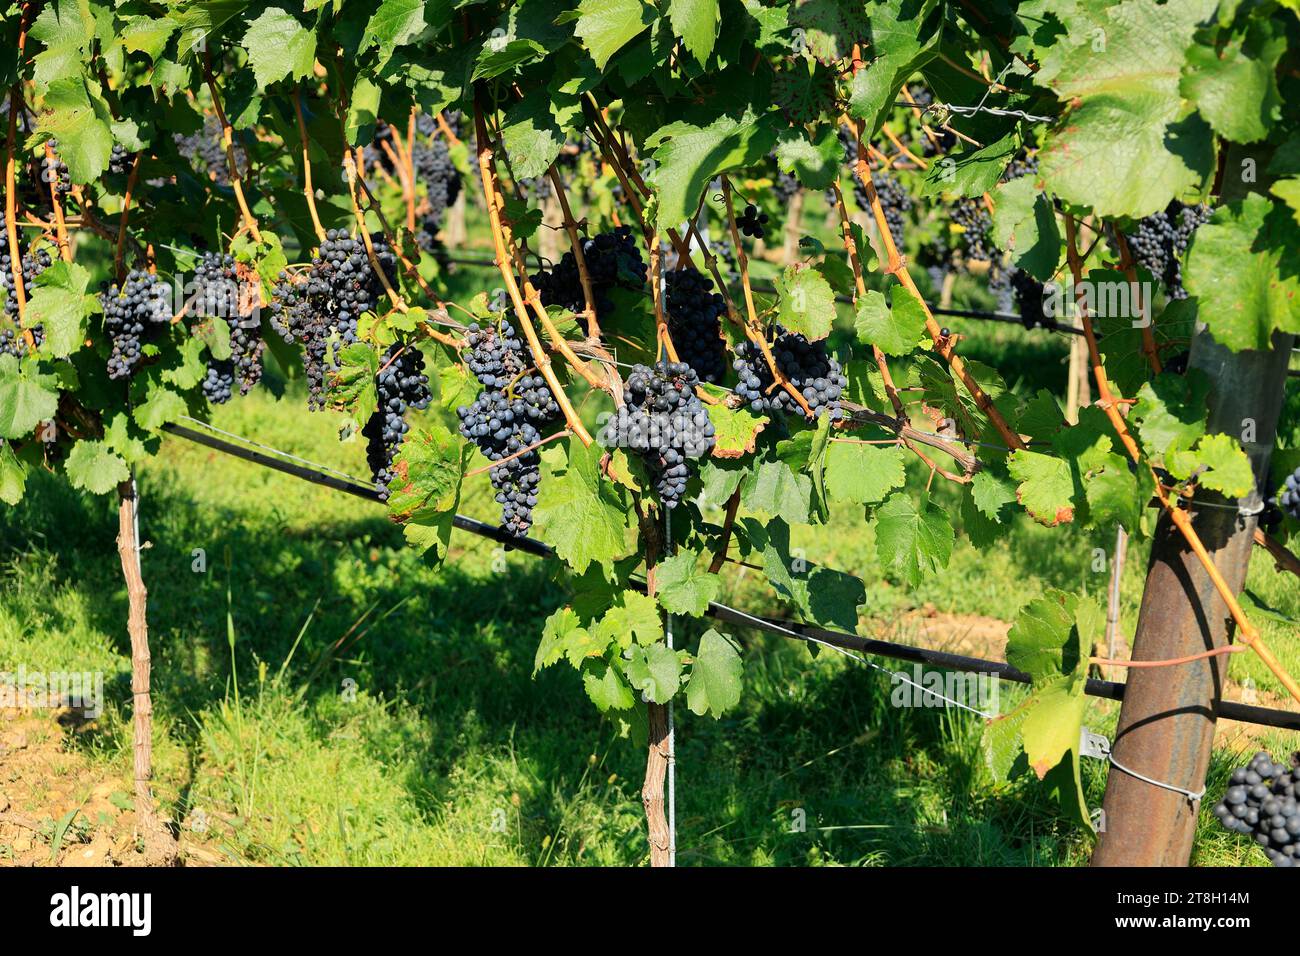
[{"x1": 1080, "y1": 727, "x2": 1111, "y2": 761}]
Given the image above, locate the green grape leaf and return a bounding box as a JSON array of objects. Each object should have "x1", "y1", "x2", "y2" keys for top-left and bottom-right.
[
  {"x1": 1130, "y1": 370, "x2": 1210, "y2": 456},
  {"x1": 668, "y1": 0, "x2": 719, "y2": 62},
  {"x1": 574, "y1": 0, "x2": 655, "y2": 70},
  {"x1": 873, "y1": 492, "x2": 954, "y2": 587},
  {"x1": 361, "y1": 0, "x2": 431, "y2": 70},
  {"x1": 582, "y1": 658, "x2": 636, "y2": 712},
  {"x1": 25, "y1": 261, "x2": 97, "y2": 359},
  {"x1": 385, "y1": 421, "x2": 469, "y2": 532},
  {"x1": 776, "y1": 263, "x2": 835, "y2": 341},
  {"x1": 118, "y1": 16, "x2": 177, "y2": 62},
  {"x1": 1167, "y1": 432, "x2": 1255, "y2": 499},
  {"x1": 532, "y1": 438, "x2": 630, "y2": 574},
  {"x1": 0, "y1": 440, "x2": 26, "y2": 505},
  {"x1": 1181, "y1": 18, "x2": 1284, "y2": 144},
  {"x1": 0, "y1": 354, "x2": 59, "y2": 439},
  {"x1": 35, "y1": 76, "x2": 114, "y2": 184},
  {"x1": 647, "y1": 109, "x2": 781, "y2": 231},
  {"x1": 921, "y1": 133, "x2": 1018, "y2": 199},
  {"x1": 854, "y1": 287, "x2": 928, "y2": 357},
  {"x1": 1182, "y1": 194, "x2": 1300, "y2": 352},
  {"x1": 685, "y1": 628, "x2": 743, "y2": 717},
  {"x1": 499, "y1": 87, "x2": 569, "y2": 181},
  {"x1": 471, "y1": 39, "x2": 547, "y2": 81},
  {"x1": 625, "y1": 642, "x2": 682, "y2": 704},
  {"x1": 133, "y1": 385, "x2": 188, "y2": 432},
  {"x1": 536, "y1": 606, "x2": 585, "y2": 673},
  {"x1": 592, "y1": 591, "x2": 663, "y2": 649},
  {"x1": 741, "y1": 457, "x2": 813, "y2": 525},
  {"x1": 655, "y1": 549, "x2": 720, "y2": 617},
  {"x1": 971, "y1": 469, "x2": 1017, "y2": 519},
  {"x1": 990, "y1": 176, "x2": 1061, "y2": 281},
  {"x1": 708, "y1": 402, "x2": 766, "y2": 458},
  {"x1": 64, "y1": 440, "x2": 129, "y2": 495},
  {"x1": 824, "y1": 439, "x2": 906, "y2": 505},
  {"x1": 327, "y1": 342, "x2": 381, "y2": 428},
  {"x1": 29, "y1": 0, "x2": 95, "y2": 95},
  {"x1": 242, "y1": 8, "x2": 317, "y2": 90},
  {"x1": 1005, "y1": 588, "x2": 1088, "y2": 682},
  {"x1": 846, "y1": 0, "x2": 941, "y2": 135},
  {"x1": 773, "y1": 125, "x2": 843, "y2": 191},
  {"x1": 1007, "y1": 449, "x2": 1076, "y2": 526},
  {"x1": 1035, "y1": 0, "x2": 1218, "y2": 218}
]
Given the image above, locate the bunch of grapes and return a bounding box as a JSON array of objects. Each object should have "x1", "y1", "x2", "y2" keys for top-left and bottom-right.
[
  {"x1": 1276, "y1": 466, "x2": 1300, "y2": 522},
  {"x1": 773, "y1": 169, "x2": 800, "y2": 205},
  {"x1": 519, "y1": 176, "x2": 553, "y2": 202},
  {"x1": 363, "y1": 344, "x2": 432, "y2": 500},
  {"x1": 39, "y1": 140, "x2": 70, "y2": 196},
  {"x1": 413, "y1": 138, "x2": 461, "y2": 249},
  {"x1": 0, "y1": 324, "x2": 42, "y2": 358},
  {"x1": 108, "y1": 143, "x2": 136, "y2": 176},
  {"x1": 1212, "y1": 751, "x2": 1300, "y2": 866},
  {"x1": 174, "y1": 115, "x2": 246, "y2": 186},
  {"x1": 857, "y1": 171, "x2": 910, "y2": 246},
  {"x1": 1125, "y1": 201, "x2": 1214, "y2": 300},
  {"x1": 194, "y1": 253, "x2": 265, "y2": 403},
  {"x1": 950, "y1": 198, "x2": 996, "y2": 263},
  {"x1": 708, "y1": 234, "x2": 740, "y2": 284},
  {"x1": 600, "y1": 361, "x2": 716, "y2": 508},
  {"x1": 456, "y1": 321, "x2": 561, "y2": 535},
  {"x1": 1009, "y1": 268, "x2": 1048, "y2": 330},
  {"x1": 364, "y1": 120, "x2": 398, "y2": 174},
  {"x1": 0, "y1": 212, "x2": 53, "y2": 351},
  {"x1": 987, "y1": 267, "x2": 1014, "y2": 314},
  {"x1": 733, "y1": 326, "x2": 847, "y2": 420},
  {"x1": 270, "y1": 230, "x2": 397, "y2": 409},
  {"x1": 532, "y1": 226, "x2": 647, "y2": 321},
  {"x1": 735, "y1": 203, "x2": 769, "y2": 240},
  {"x1": 100, "y1": 270, "x2": 171, "y2": 379},
  {"x1": 1001, "y1": 152, "x2": 1039, "y2": 183},
  {"x1": 664, "y1": 268, "x2": 728, "y2": 385}
]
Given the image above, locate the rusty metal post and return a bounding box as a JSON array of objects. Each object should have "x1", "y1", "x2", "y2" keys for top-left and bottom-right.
[{"x1": 1091, "y1": 330, "x2": 1294, "y2": 866}]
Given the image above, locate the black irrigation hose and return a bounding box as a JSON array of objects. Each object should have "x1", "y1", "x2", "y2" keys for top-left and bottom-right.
[{"x1": 161, "y1": 421, "x2": 1300, "y2": 731}]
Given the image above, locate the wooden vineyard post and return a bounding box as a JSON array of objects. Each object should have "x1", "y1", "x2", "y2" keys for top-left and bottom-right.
[
  {"x1": 639, "y1": 508, "x2": 674, "y2": 867},
  {"x1": 1091, "y1": 331, "x2": 1295, "y2": 866},
  {"x1": 115, "y1": 478, "x2": 177, "y2": 864}
]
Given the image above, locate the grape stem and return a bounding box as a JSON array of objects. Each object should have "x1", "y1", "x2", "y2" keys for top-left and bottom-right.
[
  {"x1": 544, "y1": 164, "x2": 601, "y2": 339},
  {"x1": 1063, "y1": 213, "x2": 1300, "y2": 706},
  {"x1": 465, "y1": 428, "x2": 570, "y2": 478},
  {"x1": 291, "y1": 89, "x2": 328, "y2": 244},
  {"x1": 4, "y1": 9, "x2": 31, "y2": 338},
  {"x1": 720, "y1": 175, "x2": 816, "y2": 418},
  {"x1": 472, "y1": 97, "x2": 593, "y2": 446},
  {"x1": 44, "y1": 141, "x2": 72, "y2": 265},
  {"x1": 201, "y1": 49, "x2": 261, "y2": 243},
  {"x1": 112, "y1": 151, "x2": 141, "y2": 280},
  {"x1": 343, "y1": 148, "x2": 408, "y2": 315},
  {"x1": 436, "y1": 112, "x2": 462, "y2": 148},
  {"x1": 828, "y1": 179, "x2": 908, "y2": 420},
  {"x1": 845, "y1": 81, "x2": 1025, "y2": 452},
  {"x1": 707, "y1": 487, "x2": 742, "y2": 573}
]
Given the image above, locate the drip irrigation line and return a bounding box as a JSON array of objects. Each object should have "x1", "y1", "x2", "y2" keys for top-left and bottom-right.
[{"x1": 158, "y1": 420, "x2": 1300, "y2": 731}]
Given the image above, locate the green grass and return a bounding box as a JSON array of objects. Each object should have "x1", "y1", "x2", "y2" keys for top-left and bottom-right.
[{"x1": 2, "y1": 373, "x2": 1295, "y2": 867}]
